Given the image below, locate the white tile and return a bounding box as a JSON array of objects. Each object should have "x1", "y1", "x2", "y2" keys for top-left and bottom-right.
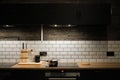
[
  {"x1": 63, "y1": 41, "x2": 71, "y2": 44},
  {"x1": 81, "y1": 59, "x2": 89, "y2": 62},
  {"x1": 89, "y1": 59, "x2": 97, "y2": 62},
  {"x1": 45, "y1": 45, "x2": 53, "y2": 48},
  {"x1": 35, "y1": 41, "x2": 41, "y2": 44},
  {"x1": 79, "y1": 56, "x2": 85, "y2": 58},
  {"x1": 100, "y1": 41, "x2": 107, "y2": 44},
  {"x1": 115, "y1": 41, "x2": 120, "y2": 44},
  {"x1": 53, "y1": 45, "x2": 60, "y2": 48},
  {"x1": 67, "y1": 52, "x2": 75, "y2": 55},
  {"x1": 0, "y1": 41, "x2": 6, "y2": 44},
  {"x1": 0, "y1": 45, "x2": 3, "y2": 47},
  {"x1": 59, "y1": 52, "x2": 68, "y2": 56},
  {"x1": 9, "y1": 59, "x2": 17, "y2": 63},
  {"x1": 71, "y1": 48, "x2": 79, "y2": 51},
  {"x1": 10, "y1": 45, "x2": 16, "y2": 47},
  {"x1": 89, "y1": 45, "x2": 97, "y2": 48},
  {"x1": 26, "y1": 41, "x2": 35, "y2": 44},
  {"x1": 57, "y1": 56, "x2": 64, "y2": 59},
  {"x1": 112, "y1": 45, "x2": 119, "y2": 48},
  {"x1": 71, "y1": 56, "x2": 79, "y2": 58},
  {"x1": 96, "y1": 59, "x2": 104, "y2": 62},
  {"x1": 68, "y1": 44, "x2": 75, "y2": 48},
  {"x1": 92, "y1": 41, "x2": 100, "y2": 44},
  {"x1": 85, "y1": 41, "x2": 93, "y2": 44},
  {"x1": 3, "y1": 45, "x2": 10, "y2": 47},
  {"x1": 0, "y1": 56, "x2": 5, "y2": 58},
  {"x1": 99, "y1": 48, "x2": 107, "y2": 51},
  {"x1": 42, "y1": 41, "x2": 49, "y2": 44},
  {"x1": 74, "y1": 59, "x2": 81, "y2": 62},
  {"x1": 5, "y1": 48, "x2": 13, "y2": 51},
  {"x1": 13, "y1": 41, "x2": 20, "y2": 44},
  {"x1": 52, "y1": 52, "x2": 59, "y2": 55},
  {"x1": 71, "y1": 41, "x2": 79, "y2": 44},
  {"x1": 59, "y1": 59, "x2": 67, "y2": 63},
  {"x1": 56, "y1": 48, "x2": 63, "y2": 51},
  {"x1": 60, "y1": 45, "x2": 68, "y2": 48},
  {"x1": 78, "y1": 41, "x2": 86, "y2": 44},
  {"x1": 108, "y1": 41, "x2": 115, "y2": 44},
  {"x1": 81, "y1": 45, "x2": 89, "y2": 48},
  {"x1": 75, "y1": 45, "x2": 81, "y2": 48},
  {"x1": 79, "y1": 48, "x2": 85, "y2": 51},
  {"x1": 67, "y1": 59, "x2": 75, "y2": 63},
  {"x1": 49, "y1": 48, "x2": 56, "y2": 51},
  {"x1": 56, "y1": 41, "x2": 64, "y2": 44},
  {"x1": 92, "y1": 48, "x2": 100, "y2": 51},
  {"x1": 63, "y1": 48, "x2": 71, "y2": 51},
  {"x1": 5, "y1": 41, "x2": 13, "y2": 44},
  {"x1": 49, "y1": 41, "x2": 56, "y2": 44},
  {"x1": 85, "y1": 56, "x2": 93, "y2": 58},
  {"x1": 3, "y1": 59, "x2": 9, "y2": 63},
  {"x1": 64, "y1": 56, "x2": 71, "y2": 59},
  {"x1": 108, "y1": 47, "x2": 115, "y2": 51},
  {"x1": 0, "y1": 48, "x2": 5, "y2": 51},
  {"x1": 85, "y1": 48, "x2": 93, "y2": 51}
]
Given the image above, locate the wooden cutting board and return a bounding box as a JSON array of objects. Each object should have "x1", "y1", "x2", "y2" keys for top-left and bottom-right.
[
  {"x1": 11, "y1": 61, "x2": 47, "y2": 68},
  {"x1": 77, "y1": 62, "x2": 120, "y2": 69}
]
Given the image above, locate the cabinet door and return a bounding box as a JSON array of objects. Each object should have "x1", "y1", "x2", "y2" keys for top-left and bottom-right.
[{"x1": 78, "y1": 3, "x2": 111, "y2": 25}]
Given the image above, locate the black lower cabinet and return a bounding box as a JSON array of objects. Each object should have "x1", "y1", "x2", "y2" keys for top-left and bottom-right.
[
  {"x1": 0, "y1": 69, "x2": 120, "y2": 80},
  {"x1": 11, "y1": 70, "x2": 45, "y2": 80},
  {"x1": 80, "y1": 69, "x2": 120, "y2": 80}
]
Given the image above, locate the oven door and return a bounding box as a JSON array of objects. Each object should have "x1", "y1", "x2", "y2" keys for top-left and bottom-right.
[{"x1": 45, "y1": 72, "x2": 80, "y2": 80}]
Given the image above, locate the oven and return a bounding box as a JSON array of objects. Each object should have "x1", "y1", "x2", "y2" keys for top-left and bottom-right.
[{"x1": 45, "y1": 72, "x2": 80, "y2": 80}]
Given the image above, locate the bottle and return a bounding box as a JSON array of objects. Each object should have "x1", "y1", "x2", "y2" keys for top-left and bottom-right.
[{"x1": 28, "y1": 49, "x2": 34, "y2": 62}]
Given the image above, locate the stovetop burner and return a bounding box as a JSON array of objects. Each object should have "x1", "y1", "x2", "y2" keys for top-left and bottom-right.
[{"x1": 51, "y1": 63, "x2": 79, "y2": 68}]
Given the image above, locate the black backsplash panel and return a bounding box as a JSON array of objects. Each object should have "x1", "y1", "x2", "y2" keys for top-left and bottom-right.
[
  {"x1": 0, "y1": 26, "x2": 41, "y2": 40},
  {"x1": 43, "y1": 26, "x2": 107, "y2": 40}
]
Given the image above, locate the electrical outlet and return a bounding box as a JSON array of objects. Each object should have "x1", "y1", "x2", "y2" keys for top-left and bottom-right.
[
  {"x1": 107, "y1": 51, "x2": 114, "y2": 56},
  {"x1": 40, "y1": 52, "x2": 47, "y2": 56}
]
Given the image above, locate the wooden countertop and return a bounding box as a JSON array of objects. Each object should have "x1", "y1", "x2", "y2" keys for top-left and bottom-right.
[
  {"x1": 78, "y1": 62, "x2": 120, "y2": 69},
  {"x1": 11, "y1": 62, "x2": 120, "y2": 69}
]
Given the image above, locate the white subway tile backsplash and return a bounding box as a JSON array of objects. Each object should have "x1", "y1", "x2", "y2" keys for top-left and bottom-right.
[
  {"x1": 56, "y1": 41, "x2": 64, "y2": 44},
  {"x1": 49, "y1": 41, "x2": 56, "y2": 44},
  {"x1": 108, "y1": 41, "x2": 115, "y2": 44},
  {"x1": 67, "y1": 59, "x2": 75, "y2": 63},
  {"x1": 5, "y1": 41, "x2": 13, "y2": 44},
  {"x1": 0, "y1": 40, "x2": 120, "y2": 63},
  {"x1": 78, "y1": 41, "x2": 86, "y2": 44},
  {"x1": 63, "y1": 41, "x2": 71, "y2": 44},
  {"x1": 53, "y1": 45, "x2": 60, "y2": 48},
  {"x1": 85, "y1": 41, "x2": 93, "y2": 44},
  {"x1": 56, "y1": 48, "x2": 63, "y2": 51},
  {"x1": 115, "y1": 41, "x2": 120, "y2": 44},
  {"x1": 0, "y1": 41, "x2": 6, "y2": 44},
  {"x1": 92, "y1": 41, "x2": 100, "y2": 44},
  {"x1": 60, "y1": 45, "x2": 67, "y2": 48},
  {"x1": 3, "y1": 45, "x2": 10, "y2": 47},
  {"x1": 71, "y1": 41, "x2": 79, "y2": 44}
]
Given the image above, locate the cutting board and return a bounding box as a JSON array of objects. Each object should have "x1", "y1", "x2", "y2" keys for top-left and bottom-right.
[
  {"x1": 77, "y1": 62, "x2": 120, "y2": 69},
  {"x1": 11, "y1": 61, "x2": 47, "y2": 68}
]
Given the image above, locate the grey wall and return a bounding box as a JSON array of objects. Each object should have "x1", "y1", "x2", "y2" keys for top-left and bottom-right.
[{"x1": 44, "y1": 26, "x2": 107, "y2": 40}]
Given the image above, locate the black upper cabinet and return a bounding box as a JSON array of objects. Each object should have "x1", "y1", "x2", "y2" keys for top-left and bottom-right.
[
  {"x1": 78, "y1": 4, "x2": 111, "y2": 25},
  {"x1": 0, "y1": 3, "x2": 111, "y2": 25}
]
